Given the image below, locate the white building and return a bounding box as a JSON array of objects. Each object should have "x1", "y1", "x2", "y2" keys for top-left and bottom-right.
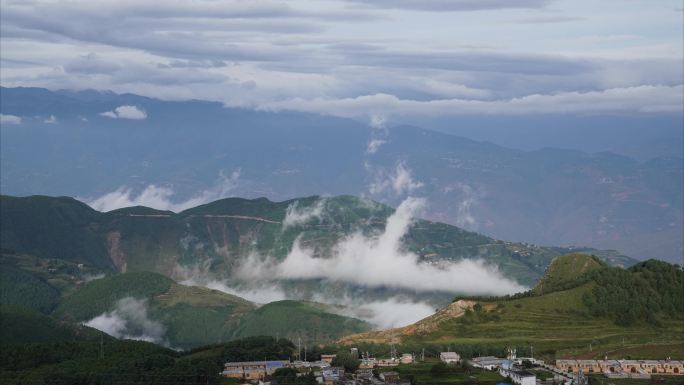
[
  {"x1": 499, "y1": 368, "x2": 536, "y2": 385},
  {"x1": 440, "y1": 352, "x2": 461, "y2": 363},
  {"x1": 323, "y1": 366, "x2": 345, "y2": 381},
  {"x1": 470, "y1": 356, "x2": 505, "y2": 370},
  {"x1": 499, "y1": 361, "x2": 536, "y2": 385}
]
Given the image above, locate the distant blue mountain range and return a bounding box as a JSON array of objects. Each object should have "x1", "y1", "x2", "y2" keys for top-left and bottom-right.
[{"x1": 1, "y1": 87, "x2": 682, "y2": 263}]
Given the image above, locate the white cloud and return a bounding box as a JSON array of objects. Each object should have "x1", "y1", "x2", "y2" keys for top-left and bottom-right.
[
  {"x1": 100, "y1": 105, "x2": 147, "y2": 120},
  {"x1": 391, "y1": 163, "x2": 424, "y2": 195},
  {"x1": 43, "y1": 115, "x2": 57, "y2": 124},
  {"x1": 354, "y1": 298, "x2": 436, "y2": 328},
  {"x1": 205, "y1": 281, "x2": 287, "y2": 305},
  {"x1": 84, "y1": 297, "x2": 166, "y2": 344},
  {"x1": 0, "y1": 114, "x2": 22, "y2": 125},
  {"x1": 1, "y1": 0, "x2": 681, "y2": 121},
  {"x1": 283, "y1": 199, "x2": 327, "y2": 228},
  {"x1": 259, "y1": 85, "x2": 684, "y2": 120},
  {"x1": 239, "y1": 197, "x2": 525, "y2": 296},
  {"x1": 366, "y1": 139, "x2": 386, "y2": 154},
  {"x1": 86, "y1": 170, "x2": 240, "y2": 212},
  {"x1": 370, "y1": 162, "x2": 424, "y2": 196},
  {"x1": 448, "y1": 183, "x2": 481, "y2": 230},
  {"x1": 369, "y1": 113, "x2": 387, "y2": 129}
]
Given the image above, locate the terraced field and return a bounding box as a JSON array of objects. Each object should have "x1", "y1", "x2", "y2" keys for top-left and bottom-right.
[
  {"x1": 400, "y1": 283, "x2": 684, "y2": 359},
  {"x1": 341, "y1": 255, "x2": 684, "y2": 361}
]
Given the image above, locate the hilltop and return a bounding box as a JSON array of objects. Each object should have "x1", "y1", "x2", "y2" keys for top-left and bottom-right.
[
  {"x1": 339, "y1": 254, "x2": 684, "y2": 359},
  {"x1": 532, "y1": 253, "x2": 606, "y2": 295}
]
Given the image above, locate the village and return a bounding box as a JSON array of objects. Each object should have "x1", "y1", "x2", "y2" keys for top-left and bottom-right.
[{"x1": 220, "y1": 346, "x2": 684, "y2": 385}]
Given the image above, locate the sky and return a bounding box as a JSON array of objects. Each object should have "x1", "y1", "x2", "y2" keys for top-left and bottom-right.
[{"x1": 1, "y1": 0, "x2": 682, "y2": 124}]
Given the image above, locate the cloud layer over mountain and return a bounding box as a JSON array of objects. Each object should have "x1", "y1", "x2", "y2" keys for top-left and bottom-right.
[{"x1": 1, "y1": 0, "x2": 681, "y2": 124}]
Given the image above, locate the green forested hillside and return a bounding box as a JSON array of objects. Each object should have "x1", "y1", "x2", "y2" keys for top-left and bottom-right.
[
  {"x1": 0, "y1": 194, "x2": 637, "y2": 292},
  {"x1": 1, "y1": 333, "x2": 296, "y2": 385},
  {"x1": 0, "y1": 306, "x2": 104, "y2": 344},
  {"x1": 583, "y1": 259, "x2": 684, "y2": 326},
  {"x1": 0, "y1": 265, "x2": 60, "y2": 313},
  {"x1": 0, "y1": 195, "x2": 112, "y2": 269}
]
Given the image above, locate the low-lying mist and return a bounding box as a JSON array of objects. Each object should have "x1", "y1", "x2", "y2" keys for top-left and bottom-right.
[
  {"x1": 176, "y1": 196, "x2": 525, "y2": 329},
  {"x1": 84, "y1": 297, "x2": 167, "y2": 345},
  {"x1": 86, "y1": 171, "x2": 240, "y2": 212}
]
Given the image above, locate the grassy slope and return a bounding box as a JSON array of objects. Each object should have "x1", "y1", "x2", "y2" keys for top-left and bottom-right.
[
  {"x1": 349, "y1": 281, "x2": 684, "y2": 360},
  {"x1": 341, "y1": 254, "x2": 684, "y2": 360},
  {"x1": 233, "y1": 300, "x2": 371, "y2": 343},
  {"x1": 152, "y1": 284, "x2": 255, "y2": 349},
  {"x1": 53, "y1": 272, "x2": 368, "y2": 348},
  {"x1": 55, "y1": 271, "x2": 256, "y2": 349},
  {"x1": 533, "y1": 253, "x2": 605, "y2": 294},
  {"x1": 55, "y1": 271, "x2": 175, "y2": 319}
]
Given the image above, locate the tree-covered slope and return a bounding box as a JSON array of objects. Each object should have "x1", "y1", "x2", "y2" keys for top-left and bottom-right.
[
  {"x1": 0, "y1": 265, "x2": 60, "y2": 314},
  {"x1": 0, "y1": 195, "x2": 112, "y2": 269},
  {"x1": 583, "y1": 259, "x2": 684, "y2": 326},
  {"x1": 0, "y1": 194, "x2": 636, "y2": 291},
  {"x1": 0, "y1": 306, "x2": 105, "y2": 345},
  {"x1": 0, "y1": 334, "x2": 295, "y2": 385}
]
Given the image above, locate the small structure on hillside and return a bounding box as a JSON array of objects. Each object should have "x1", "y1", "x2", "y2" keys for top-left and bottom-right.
[
  {"x1": 380, "y1": 371, "x2": 400, "y2": 383},
  {"x1": 222, "y1": 360, "x2": 287, "y2": 380},
  {"x1": 555, "y1": 358, "x2": 683, "y2": 377},
  {"x1": 574, "y1": 369, "x2": 588, "y2": 385},
  {"x1": 323, "y1": 366, "x2": 345, "y2": 383},
  {"x1": 400, "y1": 353, "x2": 414, "y2": 364},
  {"x1": 440, "y1": 352, "x2": 461, "y2": 363},
  {"x1": 355, "y1": 368, "x2": 374, "y2": 380},
  {"x1": 321, "y1": 355, "x2": 337, "y2": 364},
  {"x1": 471, "y1": 356, "x2": 505, "y2": 370},
  {"x1": 499, "y1": 360, "x2": 536, "y2": 385}
]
